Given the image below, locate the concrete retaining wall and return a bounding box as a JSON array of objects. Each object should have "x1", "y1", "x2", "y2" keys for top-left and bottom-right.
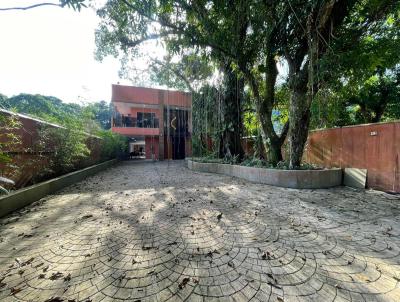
[
  {"x1": 187, "y1": 159, "x2": 342, "y2": 189},
  {"x1": 0, "y1": 159, "x2": 117, "y2": 218}
]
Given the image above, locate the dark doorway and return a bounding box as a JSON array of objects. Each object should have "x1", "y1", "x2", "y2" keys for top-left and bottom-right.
[
  {"x1": 172, "y1": 136, "x2": 185, "y2": 159},
  {"x1": 165, "y1": 108, "x2": 189, "y2": 159}
]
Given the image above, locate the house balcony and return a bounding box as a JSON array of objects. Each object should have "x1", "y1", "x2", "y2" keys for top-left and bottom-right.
[
  {"x1": 112, "y1": 126, "x2": 160, "y2": 136},
  {"x1": 112, "y1": 115, "x2": 160, "y2": 136}
]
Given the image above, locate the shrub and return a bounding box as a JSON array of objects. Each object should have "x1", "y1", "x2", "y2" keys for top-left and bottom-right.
[
  {"x1": 241, "y1": 157, "x2": 269, "y2": 168},
  {"x1": 0, "y1": 113, "x2": 21, "y2": 194},
  {"x1": 37, "y1": 124, "x2": 90, "y2": 175},
  {"x1": 98, "y1": 130, "x2": 128, "y2": 160}
]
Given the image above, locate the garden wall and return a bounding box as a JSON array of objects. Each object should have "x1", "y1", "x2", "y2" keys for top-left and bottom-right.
[
  {"x1": 187, "y1": 159, "x2": 342, "y2": 189},
  {"x1": 0, "y1": 109, "x2": 103, "y2": 189},
  {"x1": 304, "y1": 121, "x2": 400, "y2": 193}
]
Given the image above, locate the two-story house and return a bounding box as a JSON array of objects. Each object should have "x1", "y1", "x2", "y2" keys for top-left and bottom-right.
[{"x1": 111, "y1": 84, "x2": 192, "y2": 160}]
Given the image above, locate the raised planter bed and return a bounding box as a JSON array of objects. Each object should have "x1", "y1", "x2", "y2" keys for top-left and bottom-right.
[
  {"x1": 0, "y1": 159, "x2": 118, "y2": 218},
  {"x1": 186, "y1": 159, "x2": 342, "y2": 189}
]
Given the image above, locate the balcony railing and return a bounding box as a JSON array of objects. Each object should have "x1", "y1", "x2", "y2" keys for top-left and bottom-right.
[{"x1": 113, "y1": 116, "x2": 159, "y2": 128}]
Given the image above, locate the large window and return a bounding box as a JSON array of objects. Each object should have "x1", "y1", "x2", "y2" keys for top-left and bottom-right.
[
  {"x1": 137, "y1": 112, "x2": 159, "y2": 128},
  {"x1": 112, "y1": 110, "x2": 159, "y2": 128}
]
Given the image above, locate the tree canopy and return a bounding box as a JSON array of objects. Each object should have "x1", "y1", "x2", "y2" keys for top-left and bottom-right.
[
  {"x1": 1, "y1": 93, "x2": 112, "y2": 131},
  {"x1": 94, "y1": 0, "x2": 400, "y2": 168}
]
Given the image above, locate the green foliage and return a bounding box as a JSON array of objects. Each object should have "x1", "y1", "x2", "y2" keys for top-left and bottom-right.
[
  {"x1": 98, "y1": 130, "x2": 128, "y2": 161},
  {"x1": 311, "y1": 1, "x2": 400, "y2": 128},
  {"x1": 243, "y1": 109, "x2": 258, "y2": 137},
  {"x1": 85, "y1": 101, "x2": 112, "y2": 130},
  {"x1": 191, "y1": 156, "x2": 225, "y2": 164},
  {"x1": 192, "y1": 85, "x2": 224, "y2": 157},
  {"x1": 148, "y1": 53, "x2": 214, "y2": 93},
  {"x1": 37, "y1": 123, "x2": 90, "y2": 175},
  {"x1": 0, "y1": 114, "x2": 21, "y2": 165},
  {"x1": 241, "y1": 157, "x2": 269, "y2": 168},
  {"x1": 94, "y1": 0, "x2": 400, "y2": 168},
  {"x1": 192, "y1": 156, "x2": 320, "y2": 170},
  {"x1": 4, "y1": 93, "x2": 82, "y2": 125},
  {"x1": 60, "y1": 0, "x2": 87, "y2": 11},
  {"x1": 273, "y1": 86, "x2": 290, "y2": 128},
  {"x1": 311, "y1": 67, "x2": 400, "y2": 128},
  {"x1": 192, "y1": 154, "x2": 241, "y2": 165},
  {"x1": 310, "y1": 91, "x2": 353, "y2": 129},
  {"x1": 3, "y1": 93, "x2": 113, "y2": 131},
  {"x1": 348, "y1": 68, "x2": 400, "y2": 123},
  {"x1": 0, "y1": 94, "x2": 7, "y2": 104},
  {"x1": 275, "y1": 161, "x2": 320, "y2": 171},
  {"x1": 0, "y1": 113, "x2": 21, "y2": 194},
  {"x1": 1, "y1": 92, "x2": 127, "y2": 186}
]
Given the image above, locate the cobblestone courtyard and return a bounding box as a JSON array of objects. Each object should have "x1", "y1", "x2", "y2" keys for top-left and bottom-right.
[{"x1": 1, "y1": 161, "x2": 400, "y2": 302}]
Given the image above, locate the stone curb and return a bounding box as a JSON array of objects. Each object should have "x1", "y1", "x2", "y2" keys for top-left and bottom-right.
[
  {"x1": 0, "y1": 159, "x2": 118, "y2": 218},
  {"x1": 186, "y1": 159, "x2": 342, "y2": 189}
]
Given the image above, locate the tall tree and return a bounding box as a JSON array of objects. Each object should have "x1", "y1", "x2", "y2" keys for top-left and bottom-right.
[
  {"x1": 4, "y1": 94, "x2": 81, "y2": 124},
  {"x1": 269, "y1": 0, "x2": 355, "y2": 168},
  {"x1": 95, "y1": 0, "x2": 400, "y2": 167},
  {"x1": 148, "y1": 53, "x2": 214, "y2": 94},
  {"x1": 85, "y1": 101, "x2": 112, "y2": 130},
  {"x1": 310, "y1": 2, "x2": 400, "y2": 128},
  {"x1": 95, "y1": 0, "x2": 250, "y2": 158}
]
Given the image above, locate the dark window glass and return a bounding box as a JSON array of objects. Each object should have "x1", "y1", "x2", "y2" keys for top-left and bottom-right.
[
  {"x1": 144, "y1": 113, "x2": 155, "y2": 128},
  {"x1": 137, "y1": 112, "x2": 143, "y2": 127},
  {"x1": 136, "y1": 112, "x2": 158, "y2": 128}
]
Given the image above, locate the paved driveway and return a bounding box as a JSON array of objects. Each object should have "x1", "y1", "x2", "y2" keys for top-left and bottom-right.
[{"x1": 0, "y1": 161, "x2": 399, "y2": 302}]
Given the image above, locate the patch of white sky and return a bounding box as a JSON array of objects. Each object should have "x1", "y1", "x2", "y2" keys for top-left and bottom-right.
[
  {"x1": 0, "y1": 1, "x2": 289, "y2": 104},
  {"x1": 0, "y1": 0, "x2": 165, "y2": 104}
]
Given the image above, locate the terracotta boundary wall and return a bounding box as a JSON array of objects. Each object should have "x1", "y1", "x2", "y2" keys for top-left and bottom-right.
[
  {"x1": 0, "y1": 109, "x2": 103, "y2": 189},
  {"x1": 304, "y1": 121, "x2": 400, "y2": 193}
]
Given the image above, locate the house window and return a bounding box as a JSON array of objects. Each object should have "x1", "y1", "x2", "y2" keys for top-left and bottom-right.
[{"x1": 137, "y1": 112, "x2": 159, "y2": 128}]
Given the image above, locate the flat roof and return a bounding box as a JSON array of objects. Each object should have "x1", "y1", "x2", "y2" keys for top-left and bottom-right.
[{"x1": 112, "y1": 84, "x2": 192, "y2": 107}]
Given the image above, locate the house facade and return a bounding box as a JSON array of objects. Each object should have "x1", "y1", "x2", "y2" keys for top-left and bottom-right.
[{"x1": 111, "y1": 84, "x2": 192, "y2": 160}]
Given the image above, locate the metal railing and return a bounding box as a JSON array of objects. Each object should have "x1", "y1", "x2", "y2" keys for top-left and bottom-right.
[{"x1": 113, "y1": 116, "x2": 159, "y2": 128}]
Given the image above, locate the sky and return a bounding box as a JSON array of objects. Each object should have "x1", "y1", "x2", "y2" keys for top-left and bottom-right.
[
  {"x1": 0, "y1": 1, "x2": 288, "y2": 104},
  {"x1": 0, "y1": 1, "x2": 133, "y2": 103}
]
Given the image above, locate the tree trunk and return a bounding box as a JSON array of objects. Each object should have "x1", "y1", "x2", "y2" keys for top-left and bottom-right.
[
  {"x1": 285, "y1": 0, "x2": 352, "y2": 169},
  {"x1": 245, "y1": 51, "x2": 288, "y2": 166},
  {"x1": 288, "y1": 84, "x2": 310, "y2": 169},
  {"x1": 286, "y1": 51, "x2": 311, "y2": 169},
  {"x1": 218, "y1": 63, "x2": 244, "y2": 159},
  {"x1": 372, "y1": 107, "x2": 384, "y2": 123},
  {"x1": 268, "y1": 137, "x2": 283, "y2": 164}
]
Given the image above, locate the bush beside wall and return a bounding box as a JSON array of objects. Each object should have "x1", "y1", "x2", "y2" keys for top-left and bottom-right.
[{"x1": 0, "y1": 109, "x2": 127, "y2": 190}]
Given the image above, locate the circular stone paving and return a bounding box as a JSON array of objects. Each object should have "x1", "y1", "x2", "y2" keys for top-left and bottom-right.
[{"x1": 0, "y1": 161, "x2": 399, "y2": 302}]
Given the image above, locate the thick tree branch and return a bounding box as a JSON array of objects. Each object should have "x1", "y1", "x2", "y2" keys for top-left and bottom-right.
[
  {"x1": 119, "y1": 32, "x2": 175, "y2": 48},
  {"x1": 0, "y1": 2, "x2": 61, "y2": 11},
  {"x1": 151, "y1": 58, "x2": 196, "y2": 94},
  {"x1": 119, "y1": 0, "x2": 235, "y2": 58}
]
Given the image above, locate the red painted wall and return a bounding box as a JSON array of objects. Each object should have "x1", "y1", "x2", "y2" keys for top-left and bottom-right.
[
  {"x1": 145, "y1": 136, "x2": 159, "y2": 160},
  {"x1": 112, "y1": 84, "x2": 192, "y2": 160},
  {"x1": 113, "y1": 127, "x2": 159, "y2": 136},
  {"x1": 304, "y1": 121, "x2": 400, "y2": 193},
  {"x1": 112, "y1": 84, "x2": 192, "y2": 108}
]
